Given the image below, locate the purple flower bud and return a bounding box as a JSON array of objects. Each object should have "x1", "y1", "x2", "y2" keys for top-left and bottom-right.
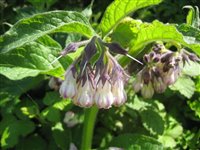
[
  {"x1": 105, "y1": 42, "x2": 128, "y2": 55},
  {"x1": 161, "y1": 51, "x2": 173, "y2": 63},
  {"x1": 142, "y1": 69, "x2": 151, "y2": 84}
]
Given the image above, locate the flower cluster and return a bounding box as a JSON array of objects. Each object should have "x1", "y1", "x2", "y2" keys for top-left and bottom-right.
[
  {"x1": 59, "y1": 37, "x2": 128, "y2": 109},
  {"x1": 133, "y1": 44, "x2": 199, "y2": 98}
]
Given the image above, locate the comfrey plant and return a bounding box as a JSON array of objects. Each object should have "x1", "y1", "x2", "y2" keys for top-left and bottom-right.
[
  {"x1": 59, "y1": 37, "x2": 129, "y2": 108},
  {"x1": 0, "y1": 0, "x2": 200, "y2": 149}
]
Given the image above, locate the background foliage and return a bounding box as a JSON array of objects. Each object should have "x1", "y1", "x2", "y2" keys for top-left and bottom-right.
[{"x1": 0, "y1": 0, "x2": 200, "y2": 149}]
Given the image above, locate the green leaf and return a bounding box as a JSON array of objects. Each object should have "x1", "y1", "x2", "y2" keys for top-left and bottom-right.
[
  {"x1": 183, "y1": 6, "x2": 200, "y2": 28},
  {"x1": 0, "y1": 10, "x2": 96, "y2": 53},
  {"x1": 119, "y1": 20, "x2": 200, "y2": 66},
  {"x1": 52, "y1": 122, "x2": 71, "y2": 150},
  {"x1": 126, "y1": 95, "x2": 150, "y2": 111},
  {"x1": 177, "y1": 24, "x2": 200, "y2": 41},
  {"x1": 109, "y1": 133, "x2": 163, "y2": 150},
  {"x1": 158, "y1": 135, "x2": 176, "y2": 148},
  {"x1": 0, "y1": 75, "x2": 44, "y2": 105},
  {"x1": 110, "y1": 17, "x2": 142, "y2": 47},
  {"x1": 41, "y1": 96, "x2": 72, "y2": 122},
  {"x1": 100, "y1": 0, "x2": 162, "y2": 36},
  {"x1": 1, "y1": 120, "x2": 35, "y2": 148},
  {"x1": 170, "y1": 76, "x2": 195, "y2": 99},
  {"x1": 43, "y1": 91, "x2": 61, "y2": 106},
  {"x1": 130, "y1": 21, "x2": 200, "y2": 56},
  {"x1": 0, "y1": 115, "x2": 16, "y2": 134},
  {"x1": 0, "y1": 36, "x2": 68, "y2": 80},
  {"x1": 187, "y1": 98, "x2": 200, "y2": 118},
  {"x1": 182, "y1": 61, "x2": 200, "y2": 76},
  {"x1": 16, "y1": 135, "x2": 47, "y2": 150},
  {"x1": 140, "y1": 109, "x2": 164, "y2": 135},
  {"x1": 41, "y1": 106, "x2": 61, "y2": 122}
]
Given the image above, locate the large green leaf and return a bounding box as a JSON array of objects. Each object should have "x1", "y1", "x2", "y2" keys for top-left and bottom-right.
[
  {"x1": 140, "y1": 109, "x2": 164, "y2": 135},
  {"x1": 109, "y1": 133, "x2": 163, "y2": 150},
  {"x1": 0, "y1": 75, "x2": 44, "y2": 106},
  {"x1": 119, "y1": 20, "x2": 200, "y2": 66},
  {"x1": 0, "y1": 10, "x2": 96, "y2": 53},
  {"x1": 52, "y1": 122, "x2": 71, "y2": 150},
  {"x1": 16, "y1": 135, "x2": 47, "y2": 150},
  {"x1": 129, "y1": 21, "x2": 200, "y2": 56},
  {"x1": 0, "y1": 36, "x2": 70, "y2": 80},
  {"x1": 170, "y1": 76, "x2": 195, "y2": 99},
  {"x1": 1, "y1": 120, "x2": 35, "y2": 149},
  {"x1": 100, "y1": 0, "x2": 162, "y2": 36}
]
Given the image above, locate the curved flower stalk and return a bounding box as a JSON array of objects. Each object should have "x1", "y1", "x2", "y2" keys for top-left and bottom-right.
[
  {"x1": 133, "y1": 44, "x2": 200, "y2": 99},
  {"x1": 59, "y1": 36, "x2": 129, "y2": 109}
]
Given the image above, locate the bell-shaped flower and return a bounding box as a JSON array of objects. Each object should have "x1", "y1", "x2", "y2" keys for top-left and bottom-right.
[
  {"x1": 112, "y1": 80, "x2": 127, "y2": 106},
  {"x1": 94, "y1": 80, "x2": 114, "y2": 109},
  {"x1": 141, "y1": 82, "x2": 154, "y2": 99},
  {"x1": 59, "y1": 66, "x2": 77, "y2": 99},
  {"x1": 73, "y1": 79, "x2": 94, "y2": 107}
]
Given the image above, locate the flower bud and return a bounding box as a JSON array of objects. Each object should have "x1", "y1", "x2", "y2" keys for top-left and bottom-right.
[{"x1": 141, "y1": 82, "x2": 154, "y2": 99}]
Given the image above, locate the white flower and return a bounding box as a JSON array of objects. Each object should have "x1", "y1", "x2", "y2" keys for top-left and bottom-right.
[
  {"x1": 112, "y1": 80, "x2": 127, "y2": 106},
  {"x1": 133, "y1": 71, "x2": 143, "y2": 93},
  {"x1": 163, "y1": 68, "x2": 179, "y2": 85},
  {"x1": 94, "y1": 80, "x2": 114, "y2": 109},
  {"x1": 153, "y1": 76, "x2": 167, "y2": 93},
  {"x1": 141, "y1": 82, "x2": 154, "y2": 99},
  {"x1": 59, "y1": 67, "x2": 77, "y2": 98},
  {"x1": 73, "y1": 80, "x2": 94, "y2": 107}
]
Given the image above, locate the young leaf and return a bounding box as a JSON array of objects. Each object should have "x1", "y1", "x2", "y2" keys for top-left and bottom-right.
[
  {"x1": 100, "y1": 0, "x2": 162, "y2": 36},
  {"x1": 0, "y1": 10, "x2": 96, "y2": 53}
]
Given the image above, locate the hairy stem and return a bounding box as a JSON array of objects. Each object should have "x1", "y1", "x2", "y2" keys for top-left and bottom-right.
[{"x1": 81, "y1": 106, "x2": 99, "y2": 150}]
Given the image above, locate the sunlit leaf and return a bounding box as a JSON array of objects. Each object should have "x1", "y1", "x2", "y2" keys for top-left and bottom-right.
[
  {"x1": 0, "y1": 36, "x2": 70, "y2": 80},
  {"x1": 141, "y1": 109, "x2": 164, "y2": 135},
  {"x1": 100, "y1": 0, "x2": 162, "y2": 36},
  {"x1": 0, "y1": 11, "x2": 96, "y2": 53},
  {"x1": 109, "y1": 133, "x2": 163, "y2": 150},
  {"x1": 170, "y1": 76, "x2": 195, "y2": 99}
]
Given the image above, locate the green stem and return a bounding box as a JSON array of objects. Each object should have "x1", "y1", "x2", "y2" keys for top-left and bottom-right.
[{"x1": 81, "y1": 106, "x2": 99, "y2": 150}]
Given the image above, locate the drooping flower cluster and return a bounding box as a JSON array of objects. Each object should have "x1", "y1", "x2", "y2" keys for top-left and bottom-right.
[
  {"x1": 133, "y1": 44, "x2": 199, "y2": 98},
  {"x1": 59, "y1": 37, "x2": 128, "y2": 109}
]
